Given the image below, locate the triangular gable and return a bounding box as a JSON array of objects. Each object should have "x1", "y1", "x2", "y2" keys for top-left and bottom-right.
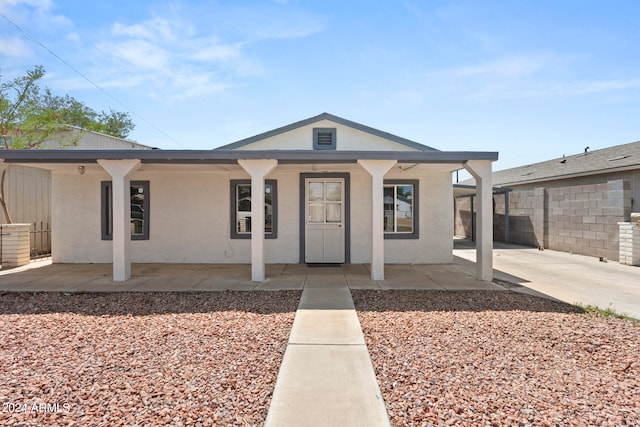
[{"x1": 216, "y1": 113, "x2": 438, "y2": 152}]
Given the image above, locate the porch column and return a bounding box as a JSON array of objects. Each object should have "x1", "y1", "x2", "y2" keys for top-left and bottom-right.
[
  {"x1": 358, "y1": 159, "x2": 397, "y2": 280},
  {"x1": 0, "y1": 160, "x2": 8, "y2": 223},
  {"x1": 97, "y1": 159, "x2": 141, "y2": 281},
  {"x1": 464, "y1": 160, "x2": 493, "y2": 281},
  {"x1": 504, "y1": 191, "x2": 510, "y2": 243},
  {"x1": 238, "y1": 159, "x2": 278, "y2": 282}
]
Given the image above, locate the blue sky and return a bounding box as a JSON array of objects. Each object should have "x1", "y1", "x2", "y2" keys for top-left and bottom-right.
[{"x1": 1, "y1": 0, "x2": 640, "y2": 174}]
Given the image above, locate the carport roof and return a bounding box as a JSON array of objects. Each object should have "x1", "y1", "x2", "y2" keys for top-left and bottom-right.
[{"x1": 0, "y1": 149, "x2": 498, "y2": 165}]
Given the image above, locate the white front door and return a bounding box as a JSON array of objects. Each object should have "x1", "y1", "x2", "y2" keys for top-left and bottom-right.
[{"x1": 305, "y1": 178, "x2": 345, "y2": 263}]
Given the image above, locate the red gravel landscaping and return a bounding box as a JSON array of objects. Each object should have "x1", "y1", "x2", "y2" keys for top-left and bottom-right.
[
  {"x1": 0, "y1": 291, "x2": 300, "y2": 427},
  {"x1": 353, "y1": 290, "x2": 640, "y2": 427}
]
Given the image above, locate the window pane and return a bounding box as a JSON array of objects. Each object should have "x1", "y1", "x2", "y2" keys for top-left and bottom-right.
[
  {"x1": 396, "y1": 185, "x2": 413, "y2": 233},
  {"x1": 237, "y1": 185, "x2": 251, "y2": 212},
  {"x1": 308, "y1": 182, "x2": 324, "y2": 201},
  {"x1": 326, "y1": 202, "x2": 341, "y2": 223},
  {"x1": 265, "y1": 184, "x2": 273, "y2": 233},
  {"x1": 105, "y1": 185, "x2": 113, "y2": 236},
  {"x1": 326, "y1": 182, "x2": 341, "y2": 201},
  {"x1": 383, "y1": 186, "x2": 395, "y2": 232},
  {"x1": 131, "y1": 185, "x2": 145, "y2": 235},
  {"x1": 308, "y1": 204, "x2": 324, "y2": 222},
  {"x1": 236, "y1": 184, "x2": 273, "y2": 234}
]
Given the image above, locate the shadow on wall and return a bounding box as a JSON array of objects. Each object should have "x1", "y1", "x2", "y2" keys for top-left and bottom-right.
[{"x1": 455, "y1": 208, "x2": 541, "y2": 247}]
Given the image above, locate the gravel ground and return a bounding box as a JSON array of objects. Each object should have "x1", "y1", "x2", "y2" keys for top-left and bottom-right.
[
  {"x1": 353, "y1": 290, "x2": 640, "y2": 427},
  {"x1": 0, "y1": 291, "x2": 300, "y2": 427}
]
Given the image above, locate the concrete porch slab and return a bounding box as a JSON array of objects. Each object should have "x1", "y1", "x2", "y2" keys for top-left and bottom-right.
[
  {"x1": 190, "y1": 277, "x2": 257, "y2": 291},
  {"x1": 129, "y1": 275, "x2": 209, "y2": 292},
  {"x1": 254, "y1": 276, "x2": 306, "y2": 291},
  {"x1": 68, "y1": 276, "x2": 153, "y2": 292},
  {"x1": 1, "y1": 261, "x2": 505, "y2": 293}
]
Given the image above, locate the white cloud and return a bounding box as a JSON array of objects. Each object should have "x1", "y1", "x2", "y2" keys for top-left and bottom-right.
[
  {"x1": 66, "y1": 31, "x2": 79, "y2": 42},
  {"x1": 418, "y1": 53, "x2": 640, "y2": 103},
  {"x1": 111, "y1": 18, "x2": 175, "y2": 41},
  {"x1": 89, "y1": 14, "x2": 266, "y2": 100},
  {"x1": 0, "y1": 37, "x2": 28, "y2": 56},
  {"x1": 0, "y1": 0, "x2": 54, "y2": 12},
  {"x1": 1, "y1": 0, "x2": 71, "y2": 27},
  {"x1": 571, "y1": 78, "x2": 640, "y2": 94},
  {"x1": 1, "y1": 2, "x2": 325, "y2": 101},
  {"x1": 98, "y1": 39, "x2": 170, "y2": 71},
  {"x1": 191, "y1": 40, "x2": 241, "y2": 62},
  {"x1": 434, "y1": 53, "x2": 557, "y2": 79}
]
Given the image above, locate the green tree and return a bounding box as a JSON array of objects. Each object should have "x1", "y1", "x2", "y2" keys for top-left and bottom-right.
[{"x1": 0, "y1": 65, "x2": 135, "y2": 223}]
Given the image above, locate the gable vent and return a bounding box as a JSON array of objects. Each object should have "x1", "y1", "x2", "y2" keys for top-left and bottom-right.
[
  {"x1": 313, "y1": 128, "x2": 337, "y2": 150},
  {"x1": 317, "y1": 132, "x2": 333, "y2": 145}
]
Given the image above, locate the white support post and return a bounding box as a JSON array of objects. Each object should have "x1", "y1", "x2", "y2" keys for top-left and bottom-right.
[
  {"x1": 238, "y1": 159, "x2": 278, "y2": 282},
  {"x1": 464, "y1": 160, "x2": 493, "y2": 281},
  {"x1": 358, "y1": 159, "x2": 397, "y2": 280},
  {"x1": 97, "y1": 159, "x2": 141, "y2": 282},
  {"x1": 0, "y1": 159, "x2": 7, "y2": 223}
]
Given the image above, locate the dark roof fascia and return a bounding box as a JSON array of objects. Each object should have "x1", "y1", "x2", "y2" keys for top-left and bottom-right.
[
  {"x1": 216, "y1": 113, "x2": 438, "y2": 152},
  {"x1": 484, "y1": 140, "x2": 640, "y2": 186},
  {"x1": 0, "y1": 149, "x2": 497, "y2": 164}
]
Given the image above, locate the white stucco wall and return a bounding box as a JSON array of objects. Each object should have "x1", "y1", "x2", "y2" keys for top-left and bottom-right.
[
  {"x1": 51, "y1": 164, "x2": 453, "y2": 264},
  {"x1": 236, "y1": 120, "x2": 420, "y2": 151}
]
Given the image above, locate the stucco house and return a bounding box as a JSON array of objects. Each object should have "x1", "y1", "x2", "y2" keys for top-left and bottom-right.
[
  {"x1": 455, "y1": 140, "x2": 639, "y2": 261},
  {"x1": 1, "y1": 113, "x2": 497, "y2": 282}
]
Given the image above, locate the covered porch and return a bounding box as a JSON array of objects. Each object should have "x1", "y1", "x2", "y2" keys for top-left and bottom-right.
[
  {"x1": 1, "y1": 149, "x2": 497, "y2": 284},
  {"x1": 0, "y1": 260, "x2": 503, "y2": 292}
]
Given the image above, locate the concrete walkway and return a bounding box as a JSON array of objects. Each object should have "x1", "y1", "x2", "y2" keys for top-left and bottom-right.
[
  {"x1": 454, "y1": 240, "x2": 640, "y2": 319},
  {"x1": 265, "y1": 280, "x2": 390, "y2": 426}
]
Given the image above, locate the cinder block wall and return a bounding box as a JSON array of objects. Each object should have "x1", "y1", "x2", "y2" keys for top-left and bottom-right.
[
  {"x1": 453, "y1": 197, "x2": 472, "y2": 238},
  {"x1": 545, "y1": 180, "x2": 631, "y2": 260},
  {"x1": 454, "y1": 179, "x2": 632, "y2": 261}
]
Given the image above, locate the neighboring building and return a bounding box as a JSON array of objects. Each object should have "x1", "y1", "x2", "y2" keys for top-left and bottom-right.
[
  {"x1": 455, "y1": 141, "x2": 639, "y2": 261},
  {"x1": 0, "y1": 127, "x2": 153, "y2": 256},
  {"x1": 1, "y1": 113, "x2": 498, "y2": 282}
]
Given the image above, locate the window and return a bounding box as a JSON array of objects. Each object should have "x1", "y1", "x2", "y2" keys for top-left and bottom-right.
[
  {"x1": 230, "y1": 180, "x2": 278, "y2": 239},
  {"x1": 384, "y1": 180, "x2": 418, "y2": 239},
  {"x1": 101, "y1": 181, "x2": 150, "y2": 240},
  {"x1": 313, "y1": 128, "x2": 336, "y2": 150}
]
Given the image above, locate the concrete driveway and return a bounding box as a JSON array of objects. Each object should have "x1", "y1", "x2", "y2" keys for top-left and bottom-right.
[{"x1": 454, "y1": 240, "x2": 640, "y2": 319}]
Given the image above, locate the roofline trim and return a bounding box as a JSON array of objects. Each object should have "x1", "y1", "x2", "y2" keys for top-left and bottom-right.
[
  {"x1": 494, "y1": 162, "x2": 640, "y2": 186},
  {"x1": 0, "y1": 149, "x2": 498, "y2": 164},
  {"x1": 216, "y1": 113, "x2": 438, "y2": 151}
]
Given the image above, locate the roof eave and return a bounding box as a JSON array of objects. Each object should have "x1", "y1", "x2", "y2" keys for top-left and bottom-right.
[
  {"x1": 0, "y1": 149, "x2": 498, "y2": 164},
  {"x1": 495, "y1": 163, "x2": 640, "y2": 186}
]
